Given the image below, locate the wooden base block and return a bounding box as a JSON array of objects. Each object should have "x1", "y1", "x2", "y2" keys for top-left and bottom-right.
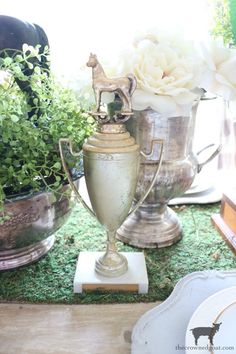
[
  {"x1": 221, "y1": 191, "x2": 236, "y2": 234},
  {"x1": 212, "y1": 213, "x2": 236, "y2": 254},
  {"x1": 73, "y1": 252, "x2": 148, "y2": 294}
]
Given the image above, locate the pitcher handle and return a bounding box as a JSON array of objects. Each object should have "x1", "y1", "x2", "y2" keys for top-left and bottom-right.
[
  {"x1": 127, "y1": 139, "x2": 164, "y2": 218},
  {"x1": 197, "y1": 143, "x2": 222, "y2": 173},
  {"x1": 59, "y1": 138, "x2": 96, "y2": 218}
]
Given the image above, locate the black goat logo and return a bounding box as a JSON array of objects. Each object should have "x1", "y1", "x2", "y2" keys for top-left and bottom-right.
[{"x1": 190, "y1": 322, "x2": 222, "y2": 345}]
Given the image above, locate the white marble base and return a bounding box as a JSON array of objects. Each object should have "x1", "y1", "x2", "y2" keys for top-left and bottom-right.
[{"x1": 74, "y1": 252, "x2": 148, "y2": 294}]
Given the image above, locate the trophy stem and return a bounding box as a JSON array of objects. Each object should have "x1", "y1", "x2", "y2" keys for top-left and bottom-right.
[
  {"x1": 106, "y1": 230, "x2": 117, "y2": 252},
  {"x1": 95, "y1": 230, "x2": 128, "y2": 277}
]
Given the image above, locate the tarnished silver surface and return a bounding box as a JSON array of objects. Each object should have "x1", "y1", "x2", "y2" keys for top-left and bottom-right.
[
  {"x1": 85, "y1": 143, "x2": 139, "y2": 278},
  {"x1": 60, "y1": 126, "x2": 163, "y2": 278},
  {"x1": 60, "y1": 126, "x2": 139, "y2": 277},
  {"x1": 117, "y1": 107, "x2": 200, "y2": 248},
  {"x1": 0, "y1": 181, "x2": 78, "y2": 270}
]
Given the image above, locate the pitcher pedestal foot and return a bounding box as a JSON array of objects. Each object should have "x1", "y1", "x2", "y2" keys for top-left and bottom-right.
[{"x1": 117, "y1": 205, "x2": 182, "y2": 248}]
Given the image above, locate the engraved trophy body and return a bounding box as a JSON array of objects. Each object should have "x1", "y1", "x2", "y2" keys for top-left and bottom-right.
[{"x1": 59, "y1": 54, "x2": 163, "y2": 291}]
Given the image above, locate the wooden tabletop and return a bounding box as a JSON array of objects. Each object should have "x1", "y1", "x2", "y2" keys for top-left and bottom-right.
[{"x1": 0, "y1": 302, "x2": 158, "y2": 354}]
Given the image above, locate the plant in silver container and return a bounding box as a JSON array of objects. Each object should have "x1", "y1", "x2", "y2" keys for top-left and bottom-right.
[{"x1": 0, "y1": 46, "x2": 95, "y2": 269}]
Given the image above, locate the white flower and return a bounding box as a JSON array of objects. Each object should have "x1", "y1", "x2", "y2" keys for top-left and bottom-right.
[
  {"x1": 200, "y1": 41, "x2": 236, "y2": 101},
  {"x1": 115, "y1": 32, "x2": 203, "y2": 116}
]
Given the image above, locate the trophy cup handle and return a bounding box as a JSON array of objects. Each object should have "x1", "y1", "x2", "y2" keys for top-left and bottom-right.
[
  {"x1": 59, "y1": 138, "x2": 96, "y2": 218},
  {"x1": 196, "y1": 143, "x2": 222, "y2": 173},
  {"x1": 127, "y1": 139, "x2": 164, "y2": 218}
]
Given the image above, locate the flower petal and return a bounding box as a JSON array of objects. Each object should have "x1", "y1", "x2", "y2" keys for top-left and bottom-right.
[
  {"x1": 219, "y1": 57, "x2": 236, "y2": 85},
  {"x1": 132, "y1": 90, "x2": 194, "y2": 117}
]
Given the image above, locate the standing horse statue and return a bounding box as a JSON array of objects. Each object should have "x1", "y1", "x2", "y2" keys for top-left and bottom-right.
[{"x1": 86, "y1": 53, "x2": 137, "y2": 117}]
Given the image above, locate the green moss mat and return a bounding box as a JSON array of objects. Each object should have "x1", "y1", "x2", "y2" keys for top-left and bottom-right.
[{"x1": 0, "y1": 203, "x2": 235, "y2": 304}]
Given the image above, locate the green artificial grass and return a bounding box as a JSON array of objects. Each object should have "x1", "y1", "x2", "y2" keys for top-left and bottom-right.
[{"x1": 0, "y1": 203, "x2": 235, "y2": 304}]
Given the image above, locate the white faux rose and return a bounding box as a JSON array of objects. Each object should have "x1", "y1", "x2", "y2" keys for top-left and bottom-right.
[
  {"x1": 200, "y1": 41, "x2": 236, "y2": 101},
  {"x1": 116, "y1": 33, "x2": 203, "y2": 116}
]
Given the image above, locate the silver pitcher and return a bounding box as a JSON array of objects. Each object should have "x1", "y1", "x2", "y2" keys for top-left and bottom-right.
[{"x1": 117, "y1": 104, "x2": 221, "y2": 248}]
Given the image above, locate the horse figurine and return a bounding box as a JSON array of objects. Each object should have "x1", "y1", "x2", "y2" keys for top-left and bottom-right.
[{"x1": 87, "y1": 53, "x2": 137, "y2": 115}]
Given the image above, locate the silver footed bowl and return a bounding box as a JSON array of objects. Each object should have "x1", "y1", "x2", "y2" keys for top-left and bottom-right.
[{"x1": 0, "y1": 180, "x2": 78, "y2": 270}]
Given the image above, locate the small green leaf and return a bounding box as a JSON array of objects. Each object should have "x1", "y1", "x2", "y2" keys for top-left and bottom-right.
[
  {"x1": 13, "y1": 65, "x2": 22, "y2": 75},
  {"x1": 10, "y1": 115, "x2": 19, "y2": 123},
  {"x1": 3, "y1": 57, "x2": 13, "y2": 66},
  {"x1": 15, "y1": 55, "x2": 23, "y2": 62},
  {"x1": 27, "y1": 62, "x2": 34, "y2": 70},
  {"x1": 87, "y1": 116, "x2": 95, "y2": 124},
  {"x1": 22, "y1": 43, "x2": 29, "y2": 53},
  {"x1": 53, "y1": 162, "x2": 61, "y2": 169},
  {"x1": 34, "y1": 66, "x2": 41, "y2": 74}
]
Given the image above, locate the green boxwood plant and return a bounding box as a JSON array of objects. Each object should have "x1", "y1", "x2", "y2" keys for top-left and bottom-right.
[
  {"x1": 0, "y1": 45, "x2": 95, "y2": 211},
  {"x1": 211, "y1": 0, "x2": 236, "y2": 46}
]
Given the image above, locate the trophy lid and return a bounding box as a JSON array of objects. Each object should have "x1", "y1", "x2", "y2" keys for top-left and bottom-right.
[{"x1": 83, "y1": 127, "x2": 139, "y2": 153}]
